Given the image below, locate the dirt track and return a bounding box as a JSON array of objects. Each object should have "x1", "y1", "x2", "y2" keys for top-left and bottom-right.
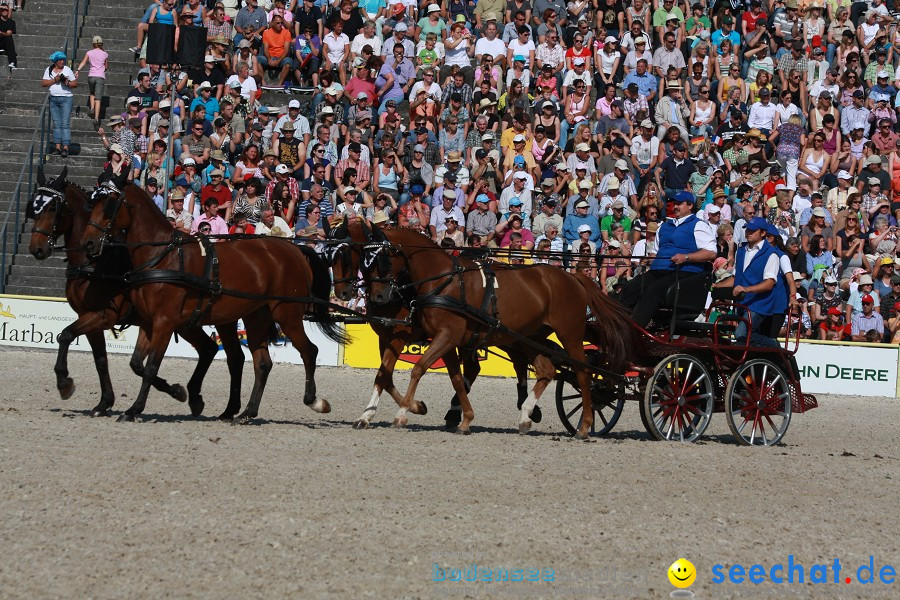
[{"x1": 0, "y1": 348, "x2": 897, "y2": 599}]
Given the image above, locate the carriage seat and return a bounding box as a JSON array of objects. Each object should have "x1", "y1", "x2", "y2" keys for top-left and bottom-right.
[{"x1": 651, "y1": 270, "x2": 715, "y2": 335}]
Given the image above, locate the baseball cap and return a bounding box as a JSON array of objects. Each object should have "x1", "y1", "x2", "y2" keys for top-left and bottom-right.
[
  {"x1": 541, "y1": 178, "x2": 555, "y2": 187},
  {"x1": 395, "y1": 22, "x2": 408, "y2": 32},
  {"x1": 575, "y1": 199, "x2": 589, "y2": 208},
  {"x1": 640, "y1": 119, "x2": 653, "y2": 128},
  {"x1": 578, "y1": 180, "x2": 592, "y2": 190},
  {"x1": 862, "y1": 294, "x2": 875, "y2": 304},
  {"x1": 475, "y1": 194, "x2": 489, "y2": 204},
  {"x1": 837, "y1": 170, "x2": 852, "y2": 180},
  {"x1": 575, "y1": 142, "x2": 590, "y2": 152},
  {"x1": 442, "y1": 188, "x2": 456, "y2": 199},
  {"x1": 513, "y1": 155, "x2": 525, "y2": 166},
  {"x1": 853, "y1": 89, "x2": 865, "y2": 98},
  {"x1": 827, "y1": 307, "x2": 842, "y2": 316},
  {"x1": 707, "y1": 205, "x2": 721, "y2": 214},
  {"x1": 608, "y1": 177, "x2": 620, "y2": 190},
  {"x1": 866, "y1": 155, "x2": 883, "y2": 166},
  {"x1": 744, "y1": 217, "x2": 768, "y2": 232},
  {"x1": 513, "y1": 134, "x2": 527, "y2": 143},
  {"x1": 513, "y1": 172, "x2": 529, "y2": 180},
  {"x1": 812, "y1": 207, "x2": 827, "y2": 217},
  {"x1": 509, "y1": 197, "x2": 523, "y2": 206},
  {"x1": 577, "y1": 224, "x2": 592, "y2": 233},
  {"x1": 275, "y1": 164, "x2": 290, "y2": 174},
  {"x1": 410, "y1": 184, "x2": 425, "y2": 195},
  {"x1": 673, "y1": 191, "x2": 695, "y2": 205},
  {"x1": 573, "y1": 57, "x2": 585, "y2": 65},
  {"x1": 614, "y1": 159, "x2": 629, "y2": 171},
  {"x1": 288, "y1": 99, "x2": 301, "y2": 109},
  {"x1": 869, "y1": 177, "x2": 882, "y2": 186}
]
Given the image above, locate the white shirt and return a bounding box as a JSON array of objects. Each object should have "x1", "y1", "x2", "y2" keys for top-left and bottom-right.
[
  {"x1": 275, "y1": 114, "x2": 311, "y2": 139},
  {"x1": 44, "y1": 66, "x2": 76, "y2": 97},
  {"x1": 742, "y1": 241, "x2": 779, "y2": 279},
  {"x1": 748, "y1": 101, "x2": 777, "y2": 131},
  {"x1": 323, "y1": 32, "x2": 349, "y2": 63},
  {"x1": 408, "y1": 80, "x2": 442, "y2": 104},
  {"x1": 225, "y1": 74, "x2": 257, "y2": 101},
  {"x1": 507, "y1": 39, "x2": 535, "y2": 60},
  {"x1": 632, "y1": 237, "x2": 658, "y2": 261},
  {"x1": 351, "y1": 33, "x2": 382, "y2": 56},
  {"x1": 475, "y1": 36, "x2": 507, "y2": 60},
  {"x1": 775, "y1": 102, "x2": 800, "y2": 126},
  {"x1": 255, "y1": 216, "x2": 294, "y2": 237},
  {"x1": 631, "y1": 135, "x2": 660, "y2": 166}
]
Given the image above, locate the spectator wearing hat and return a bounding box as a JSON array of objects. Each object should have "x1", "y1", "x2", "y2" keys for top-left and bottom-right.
[
  {"x1": 872, "y1": 255, "x2": 896, "y2": 297},
  {"x1": 879, "y1": 271, "x2": 900, "y2": 314},
  {"x1": 598, "y1": 159, "x2": 638, "y2": 207},
  {"x1": 825, "y1": 170, "x2": 856, "y2": 216},
  {"x1": 847, "y1": 272, "x2": 880, "y2": 320},
  {"x1": 465, "y1": 194, "x2": 498, "y2": 244},
  {"x1": 600, "y1": 195, "x2": 633, "y2": 241},
  {"x1": 851, "y1": 293, "x2": 885, "y2": 341},
  {"x1": 841, "y1": 88, "x2": 871, "y2": 135},
  {"x1": 747, "y1": 86, "x2": 776, "y2": 138},
  {"x1": 42, "y1": 51, "x2": 78, "y2": 158},
  {"x1": 811, "y1": 274, "x2": 843, "y2": 325},
  {"x1": 654, "y1": 80, "x2": 690, "y2": 141},
  {"x1": 857, "y1": 154, "x2": 891, "y2": 194},
  {"x1": 818, "y1": 306, "x2": 849, "y2": 340},
  {"x1": 73, "y1": 35, "x2": 107, "y2": 128},
  {"x1": 201, "y1": 167, "x2": 232, "y2": 215},
  {"x1": 430, "y1": 190, "x2": 466, "y2": 239},
  {"x1": 619, "y1": 191, "x2": 716, "y2": 327},
  {"x1": 167, "y1": 190, "x2": 193, "y2": 234},
  {"x1": 562, "y1": 198, "x2": 601, "y2": 246},
  {"x1": 631, "y1": 221, "x2": 659, "y2": 268}
]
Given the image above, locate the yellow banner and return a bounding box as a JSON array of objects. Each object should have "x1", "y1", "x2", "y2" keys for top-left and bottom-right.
[{"x1": 343, "y1": 324, "x2": 520, "y2": 377}]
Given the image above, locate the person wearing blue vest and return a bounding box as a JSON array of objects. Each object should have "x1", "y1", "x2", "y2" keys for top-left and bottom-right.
[
  {"x1": 732, "y1": 217, "x2": 785, "y2": 349},
  {"x1": 619, "y1": 191, "x2": 716, "y2": 326},
  {"x1": 763, "y1": 222, "x2": 798, "y2": 339}
]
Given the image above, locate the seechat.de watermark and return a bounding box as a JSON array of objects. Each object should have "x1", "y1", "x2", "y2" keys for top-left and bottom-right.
[{"x1": 711, "y1": 555, "x2": 896, "y2": 586}]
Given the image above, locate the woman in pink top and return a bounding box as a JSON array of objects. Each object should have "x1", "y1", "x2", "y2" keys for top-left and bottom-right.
[{"x1": 76, "y1": 35, "x2": 108, "y2": 128}]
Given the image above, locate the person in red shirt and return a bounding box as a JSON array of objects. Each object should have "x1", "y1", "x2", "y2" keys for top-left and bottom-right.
[
  {"x1": 818, "y1": 306, "x2": 850, "y2": 341},
  {"x1": 741, "y1": 0, "x2": 767, "y2": 37},
  {"x1": 201, "y1": 168, "x2": 233, "y2": 217},
  {"x1": 760, "y1": 164, "x2": 785, "y2": 198}
]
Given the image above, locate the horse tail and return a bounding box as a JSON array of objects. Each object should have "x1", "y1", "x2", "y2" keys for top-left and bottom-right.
[
  {"x1": 297, "y1": 244, "x2": 351, "y2": 345},
  {"x1": 572, "y1": 273, "x2": 634, "y2": 372}
]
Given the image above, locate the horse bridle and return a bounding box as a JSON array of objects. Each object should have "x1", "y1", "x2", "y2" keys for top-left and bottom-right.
[
  {"x1": 30, "y1": 186, "x2": 67, "y2": 250},
  {"x1": 361, "y1": 238, "x2": 403, "y2": 304},
  {"x1": 85, "y1": 181, "x2": 126, "y2": 254},
  {"x1": 325, "y1": 239, "x2": 360, "y2": 291}
]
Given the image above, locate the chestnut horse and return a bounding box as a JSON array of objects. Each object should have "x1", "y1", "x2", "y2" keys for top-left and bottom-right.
[
  {"x1": 327, "y1": 218, "x2": 537, "y2": 429},
  {"x1": 359, "y1": 226, "x2": 633, "y2": 438},
  {"x1": 28, "y1": 167, "x2": 244, "y2": 418},
  {"x1": 79, "y1": 181, "x2": 347, "y2": 422}
]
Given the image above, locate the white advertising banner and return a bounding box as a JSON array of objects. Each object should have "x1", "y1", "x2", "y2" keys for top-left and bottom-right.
[
  {"x1": 793, "y1": 341, "x2": 899, "y2": 397},
  {"x1": 0, "y1": 295, "x2": 341, "y2": 366}
]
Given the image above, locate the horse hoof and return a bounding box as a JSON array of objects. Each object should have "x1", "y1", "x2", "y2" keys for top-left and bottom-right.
[
  {"x1": 117, "y1": 413, "x2": 136, "y2": 423},
  {"x1": 573, "y1": 431, "x2": 590, "y2": 441},
  {"x1": 392, "y1": 416, "x2": 408, "y2": 428},
  {"x1": 232, "y1": 415, "x2": 253, "y2": 425},
  {"x1": 90, "y1": 408, "x2": 109, "y2": 418},
  {"x1": 189, "y1": 397, "x2": 205, "y2": 417},
  {"x1": 353, "y1": 419, "x2": 370, "y2": 430},
  {"x1": 455, "y1": 427, "x2": 471, "y2": 435},
  {"x1": 531, "y1": 405, "x2": 543, "y2": 424},
  {"x1": 308, "y1": 398, "x2": 331, "y2": 414},
  {"x1": 411, "y1": 400, "x2": 427, "y2": 415},
  {"x1": 444, "y1": 409, "x2": 461, "y2": 430},
  {"x1": 518, "y1": 421, "x2": 532, "y2": 434},
  {"x1": 218, "y1": 410, "x2": 236, "y2": 421},
  {"x1": 171, "y1": 384, "x2": 188, "y2": 403},
  {"x1": 58, "y1": 378, "x2": 75, "y2": 400}
]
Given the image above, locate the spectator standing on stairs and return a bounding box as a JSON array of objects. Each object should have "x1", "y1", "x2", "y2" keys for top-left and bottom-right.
[
  {"x1": 42, "y1": 51, "x2": 78, "y2": 159},
  {"x1": 75, "y1": 36, "x2": 108, "y2": 129},
  {"x1": 0, "y1": 5, "x2": 17, "y2": 71}
]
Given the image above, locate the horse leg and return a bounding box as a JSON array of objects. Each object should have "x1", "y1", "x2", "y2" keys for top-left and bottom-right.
[
  {"x1": 354, "y1": 332, "x2": 406, "y2": 429},
  {"x1": 233, "y1": 311, "x2": 274, "y2": 424},
  {"x1": 217, "y1": 322, "x2": 245, "y2": 420},
  {"x1": 443, "y1": 351, "x2": 475, "y2": 435},
  {"x1": 54, "y1": 310, "x2": 116, "y2": 399},
  {"x1": 128, "y1": 328, "x2": 187, "y2": 403},
  {"x1": 518, "y1": 355, "x2": 555, "y2": 434},
  {"x1": 555, "y1": 331, "x2": 594, "y2": 440},
  {"x1": 85, "y1": 329, "x2": 116, "y2": 417},
  {"x1": 503, "y1": 346, "x2": 541, "y2": 423},
  {"x1": 273, "y1": 306, "x2": 326, "y2": 413},
  {"x1": 392, "y1": 332, "x2": 456, "y2": 427},
  {"x1": 176, "y1": 326, "x2": 218, "y2": 417},
  {"x1": 118, "y1": 326, "x2": 173, "y2": 422},
  {"x1": 446, "y1": 349, "x2": 479, "y2": 430}
]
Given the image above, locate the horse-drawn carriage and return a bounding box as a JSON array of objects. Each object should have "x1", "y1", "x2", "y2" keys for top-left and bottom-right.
[
  {"x1": 554, "y1": 277, "x2": 819, "y2": 445},
  {"x1": 29, "y1": 174, "x2": 816, "y2": 445}
]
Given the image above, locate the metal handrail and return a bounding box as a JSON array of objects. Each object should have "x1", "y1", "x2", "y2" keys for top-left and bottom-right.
[{"x1": 0, "y1": 0, "x2": 88, "y2": 293}]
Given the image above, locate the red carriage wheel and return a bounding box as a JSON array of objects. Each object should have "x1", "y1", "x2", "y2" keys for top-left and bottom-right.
[
  {"x1": 725, "y1": 359, "x2": 792, "y2": 446},
  {"x1": 642, "y1": 354, "x2": 714, "y2": 442}
]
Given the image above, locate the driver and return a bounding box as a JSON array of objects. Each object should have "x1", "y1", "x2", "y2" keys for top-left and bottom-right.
[
  {"x1": 732, "y1": 217, "x2": 784, "y2": 348},
  {"x1": 618, "y1": 191, "x2": 716, "y2": 327}
]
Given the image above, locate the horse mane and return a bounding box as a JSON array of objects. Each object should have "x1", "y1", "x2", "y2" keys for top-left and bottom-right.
[{"x1": 124, "y1": 183, "x2": 173, "y2": 230}]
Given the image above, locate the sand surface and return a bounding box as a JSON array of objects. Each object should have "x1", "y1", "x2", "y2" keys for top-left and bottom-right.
[{"x1": 0, "y1": 348, "x2": 897, "y2": 599}]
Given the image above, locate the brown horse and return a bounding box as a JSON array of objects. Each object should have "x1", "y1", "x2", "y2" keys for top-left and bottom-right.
[
  {"x1": 79, "y1": 179, "x2": 347, "y2": 422},
  {"x1": 360, "y1": 226, "x2": 633, "y2": 438},
  {"x1": 327, "y1": 218, "x2": 536, "y2": 428},
  {"x1": 28, "y1": 167, "x2": 244, "y2": 418}
]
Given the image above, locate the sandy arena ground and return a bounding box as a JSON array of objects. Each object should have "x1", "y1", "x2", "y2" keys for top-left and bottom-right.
[{"x1": 0, "y1": 347, "x2": 897, "y2": 600}]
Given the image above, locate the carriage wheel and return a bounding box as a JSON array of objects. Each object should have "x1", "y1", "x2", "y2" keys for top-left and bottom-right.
[
  {"x1": 725, "y1": 359, "x2": 792, "y2": 446},
  {"x1": 643, "y1": 354, "x2": 715, "y2": 442},
  {"x1": 555, "y1": 371, "x2": 624, "y2": 437}
]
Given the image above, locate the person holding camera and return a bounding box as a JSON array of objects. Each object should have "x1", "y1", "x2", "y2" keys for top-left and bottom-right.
[{"x1": 42, "y1": 51, "x2": 78, "y2": 158}]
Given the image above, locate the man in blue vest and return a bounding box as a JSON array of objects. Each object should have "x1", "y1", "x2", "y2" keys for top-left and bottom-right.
[
  {"x1": 732, "y1": 217, "x2": 784, "y2": 348},
  {"x1": 619, "y1": 191, "x2": 716, "y2": 326}
]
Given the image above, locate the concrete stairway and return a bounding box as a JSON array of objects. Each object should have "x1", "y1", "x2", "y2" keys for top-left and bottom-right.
[{"x1": 1, "y1": 0, "x2": 144, "y2": 297}]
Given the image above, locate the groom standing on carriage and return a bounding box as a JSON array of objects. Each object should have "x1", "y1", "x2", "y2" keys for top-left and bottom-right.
[{"x1": 618, "y1": 191, "x2": 716, "y2": 327}]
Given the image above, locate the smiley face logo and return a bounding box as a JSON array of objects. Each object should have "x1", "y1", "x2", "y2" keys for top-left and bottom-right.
[{"x1": 668, "y1": 558, "x2": 696, "y2": 589}]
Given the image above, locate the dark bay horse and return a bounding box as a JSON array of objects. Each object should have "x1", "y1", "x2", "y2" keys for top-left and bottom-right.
[
  {"x1": 359, "y1": 226, "x2": 633, "y2": 438},
  {"x1": 79, "y1": 181, "x2": 347, "y2": 423},
  {"x1": 327, "y1": 218, "x2": 536, "y2": 429},
  {"x1": 28, "y1": 167, "x2": 245, "y2": 418}
]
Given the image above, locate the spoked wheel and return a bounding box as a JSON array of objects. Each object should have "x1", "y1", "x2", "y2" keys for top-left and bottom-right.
[
  {"x1": 643, "y1": 354, "x2": 715, "y2": 442},
  {"x1": 725, "y1": 359, "x2": 792, "y2": 446},
  {"x1": 555, "y1": 371, "x2": 624, "y2": 436}
]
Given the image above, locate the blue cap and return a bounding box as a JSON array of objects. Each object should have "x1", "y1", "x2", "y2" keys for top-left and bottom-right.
[
  {"x1": 513, "y1": 54, "x2": 526, "y2": 62},
  {"x1": 765, "y1": 222, "x2": 779, "y2": 237},
  {"x1": 257, "y1": 106, "x2": 269, "y2": 114},
  {"x1": 49, "y1": 51, "x2": 67, "y2": 62},
  {"x1": 745, "y1": 217, "x2": 768, "y2": 232},
  {"x1": 509, "y1": 197, "x2": 523, "y2": 206},
  {"x1": 175, "y1": 176, "x2": 189, "y2": 187},
  {"x1": 513, "y1": 155, "x2": 525, "y2": 166},
  {"x1": 476, "y1": 194, "x2": 490, "y2": 204},
  {"x1": 673, "y1": 191, "x2": 695, "y2": 205},
  {"x1": 410, "y1": 183, "x2": 425, "y2": 195}
]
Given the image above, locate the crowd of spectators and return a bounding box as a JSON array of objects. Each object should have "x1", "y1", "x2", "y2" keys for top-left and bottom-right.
[{"x1": 70, "y1": 0, "x2": 900, "y2": 340}]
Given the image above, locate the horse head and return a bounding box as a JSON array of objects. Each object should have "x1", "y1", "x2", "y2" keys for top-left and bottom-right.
[
  {"x1": 325, "y1": 214, "x2": 361, "y2": 302},
  {"x1": 81, "y1": 174, "x2": 132, "y2": 257},
  {"x1": 362, "y1": 221, "x2": 402, "y2": 306},
  {"x1": 29, "y1": 166, "x2": 71, "y2": 260}
]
